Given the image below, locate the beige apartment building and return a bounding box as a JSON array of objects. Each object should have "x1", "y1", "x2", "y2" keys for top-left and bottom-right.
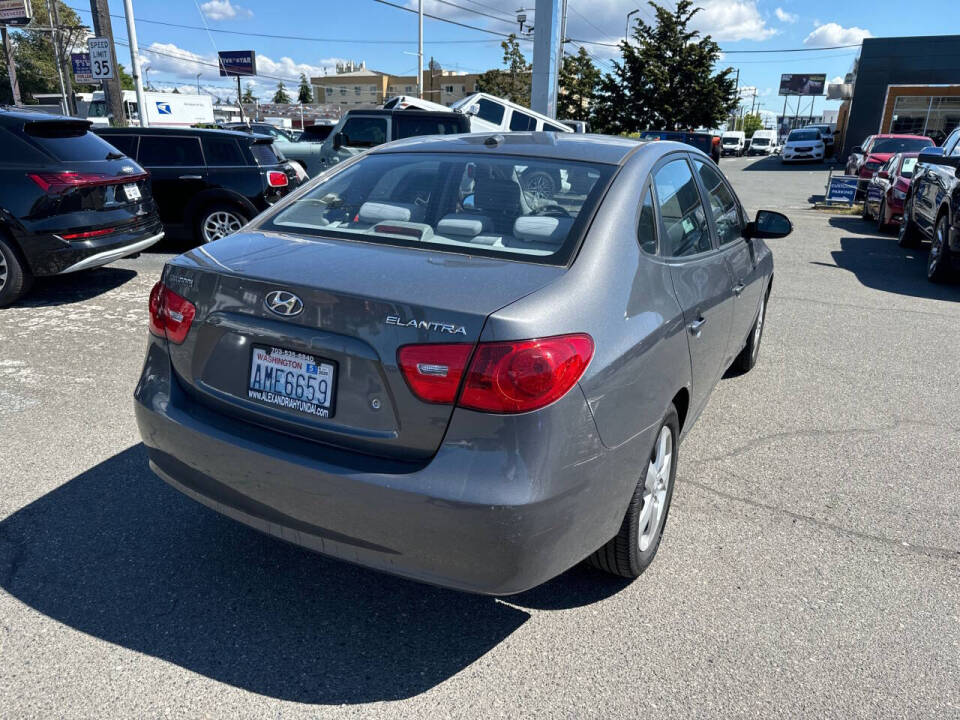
[{"x1": 311, "y1": 61, "x2": 481, "y2": 109}]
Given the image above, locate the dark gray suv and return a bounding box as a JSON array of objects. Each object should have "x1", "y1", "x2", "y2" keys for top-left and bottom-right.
[{"x1": 134, "y1": 133, "x2": 790, "y2": 594}]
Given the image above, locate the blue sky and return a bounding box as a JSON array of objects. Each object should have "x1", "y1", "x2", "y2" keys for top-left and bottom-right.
[{"x1": 84, "y1": 0, "x2": 955, "y2": 111}]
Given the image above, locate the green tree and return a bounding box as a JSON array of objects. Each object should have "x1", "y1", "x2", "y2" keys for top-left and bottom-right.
[
  {"x1": 297, "y1": 73, "x2": 312, "y2": 104},
  {"x1": 475, "y1": 34, "x2": 531, "y2": 106},
  {"x1": 737, "y1": 113, "x2": 763, "y2": 137},
  {"x1": 241, "y1": 82, "x2": 256, "y2": 103},
  {"x1": 558, "y1": 46, "x2": 600, "y2": 120},
  {"x1": 0, "y1": 1, "x2": 88, "y2": 104},
  {"x1": 591, "y1": 0, "x2": 737, "y2": 134},
  {"x1": 272, "y1": 81, "x2": 290, "y2": 104}
]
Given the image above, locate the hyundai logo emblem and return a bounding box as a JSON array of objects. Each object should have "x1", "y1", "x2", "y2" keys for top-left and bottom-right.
[{"x1": 264, "y1": 290, "x2": 304, "y2": 317}]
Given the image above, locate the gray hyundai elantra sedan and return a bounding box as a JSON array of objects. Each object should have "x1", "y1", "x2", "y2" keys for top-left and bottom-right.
[{"x1": 134, "y1": 132, "x2": 791, "y2": 594}]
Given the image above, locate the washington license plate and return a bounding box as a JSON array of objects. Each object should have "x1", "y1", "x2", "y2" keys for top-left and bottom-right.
[{"x1": 248, "y1": 346, "x2": 336, "y2": 418}]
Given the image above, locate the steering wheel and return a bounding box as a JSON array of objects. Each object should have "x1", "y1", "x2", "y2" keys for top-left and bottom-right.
[{"x1": 532, "y1": 204, "x2": 570, "y2": 218}]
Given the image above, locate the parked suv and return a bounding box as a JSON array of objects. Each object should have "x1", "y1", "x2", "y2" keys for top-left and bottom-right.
[
  {"x1": 224, "y1": 122, "x2": 323, "y2": 179},
  {"x1": 317, "y1": 108, "x2": 469, "y2": 172},
  {"x1": 0, "y1": 108, "x2": 164, "y2": 306},
  {"x1": 94, "y1": 126, "x2": 299, "y2": 244},
  {"x1": 898, "y1": 128, "x2": 960, "y2": 282}
]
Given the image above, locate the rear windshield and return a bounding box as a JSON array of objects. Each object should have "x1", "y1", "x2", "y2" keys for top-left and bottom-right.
[
  {"x1": 872, "y1": 137, "x2": 932, "y2": 154},
  {"x1": 263, "y1": 152, "x2": 615, "y2": 265},
  {"x1": 250, "y1": 142, "x2": 281, "y2": 166},
  {"x1": 24, "y1": 121, "x2": 123, "y2": 161},
  {"x1": 788, "y1": 130, "x2": 820, "y2": 142},
  {"x1": 900, "y1": 157, "x2": 918, "y2": 177},
  {"x1": 301, "y1": 125, "x2": 333, "y2": 142}
]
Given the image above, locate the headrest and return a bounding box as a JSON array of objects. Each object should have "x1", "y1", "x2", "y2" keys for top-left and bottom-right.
[
  {"x1": 437, "y1": 214, "x2": 492, "y2": 238},
  {"x1": 358, "y1": 202, "x2": 423, "y2": 224},
  {"x1": 513, "y1": 215, "x2": 573, "y2": 245}
]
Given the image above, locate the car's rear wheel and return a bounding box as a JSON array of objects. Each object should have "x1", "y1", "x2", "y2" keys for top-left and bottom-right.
[
  {"x1": 197, "y1": 204, "x2": 248, "y2": 244},
  {"x1": 877, "y1": 198, "x2": 889, "y2": 232},
  {"x1": 898, "y1": 197, "x2": 921, "y2": 248},
  {"x1": 731, "y1": 286, "x2": 768, "y2": 374},
  {"x1": 588, "y1": 405, "x2": 679, "y2": 579},
  {"x1": 0, "y1": 235, "x2": 32, "y2": 308},
  {"x1": 927, "y1": 213, "x2": 954, "y2": 283},
  {"x1": 521, "y1": 170, "x2": 557, "y2": 200},
  {"x1": 861, "y1": 196, "x2": 872, "y2": 220}
]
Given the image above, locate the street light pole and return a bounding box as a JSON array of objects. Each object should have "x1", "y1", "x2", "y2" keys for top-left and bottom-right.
[
  {"x1": 625, "y1": 9, "x2": 638, "y2": 41},
  {"x1": 122, "y1": 0, "x2": 149, "y2": 126},
  {"x1": 417, "y1": 0, "x2": 423, "y2": 99}
]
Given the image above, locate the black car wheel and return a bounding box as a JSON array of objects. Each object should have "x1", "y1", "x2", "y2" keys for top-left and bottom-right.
[
  {"x1": 588, "y1": 405, "x2": 679, "y2": 579},
  {"x1": 521, "y1": 170, "x2": 557, "y2": 200},
  {"x1": 898, "y1": 197, "x2": 921, "y2": 248},
  {"x1": 731, "y1": 286, "x2": 769, "y2": 374},
  {"x1": 877, "y1": 198, "x2": 889, "y2": 232},
  {"x1": 0, "y1": 234, "x2": 32, "y2": 308},
  {"x1": 927, "y1": 214, "x2": 954, "y2": 283}
]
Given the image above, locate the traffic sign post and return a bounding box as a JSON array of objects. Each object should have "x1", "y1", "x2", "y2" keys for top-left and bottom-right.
[{"x1": 87, "y1": 37, "x2": 115, "y2": 80}]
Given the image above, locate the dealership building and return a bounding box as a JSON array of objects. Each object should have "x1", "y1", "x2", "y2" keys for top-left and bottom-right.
[{"x1": 835, "y1": 34, "x2": 960, "y2": 157}]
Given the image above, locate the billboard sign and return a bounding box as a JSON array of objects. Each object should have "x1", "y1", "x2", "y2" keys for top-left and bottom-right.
[
  {"x1": 779, "y1": 73, "x2": 826, "y2": 96},
  {"x1": 71, "y1": 52, "x2": 93, "y2": 83},
  {"x1": 218, "y1": 50, "x2": 257, "y2": 77},
  {"x1": 0, "y1": 0, "x2": 31, "y2": 25}
]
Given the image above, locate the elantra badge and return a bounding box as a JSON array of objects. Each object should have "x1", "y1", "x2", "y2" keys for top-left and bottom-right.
[
  {"x1": 386, "y1": 315, "x2": 467, "y2": 335},
  {"x1": 265, "y1": 290, "x2": 304, "y2": 317}
]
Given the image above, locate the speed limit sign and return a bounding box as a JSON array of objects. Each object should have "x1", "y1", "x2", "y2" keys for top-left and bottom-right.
[{"x1": 87, "y1": 37, "x2": 114, "y2": 80}]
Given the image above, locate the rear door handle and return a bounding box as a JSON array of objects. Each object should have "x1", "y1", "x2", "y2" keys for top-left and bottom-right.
[
  {"x1": 688, "y1": 317, "x2": 707, "y2": 336},
  {"x1": 179, "y1": 175, "x2": 202, "y2": 180},
  {"x1": 733, "y1": 282, "x2": 745, "y2": 296}
]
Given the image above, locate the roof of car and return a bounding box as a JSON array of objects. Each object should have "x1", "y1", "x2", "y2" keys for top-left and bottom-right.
[
  {"x1": 93, "y1": 125, "x2": 259, "y2": 140},
  {"x1": 344, "y1": 107, "x2": 463, "y2": 118},
  {"x1": 369, "y1": 132, "x2": 646, "y2": 165},
  {"x1": 873, "y1": 133, "x2": 933, "y2": 139},
  {"x1": 0, "y1": 107, "x2": 87, "y2": 126}
]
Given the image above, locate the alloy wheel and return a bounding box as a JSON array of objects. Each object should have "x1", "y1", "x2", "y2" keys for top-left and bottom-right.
[
  {"x1": 0, "y1": 250, "x2": 6, "y2": 292},
  {"x1": 202, "y1": 210, "x2": 244, "y2": 243},
  {"x1": 929, "y1": 220, "x2": 945, "y2": 275},
  {"x1": 752, "y1": 294, "x2": 766, "y2": 361},
  {"x1": 524, "y1": 173, "x2": 556, "y2": 200},
  {"x1": 638, "y1": 425, "x2": 673, "y2": 551}
]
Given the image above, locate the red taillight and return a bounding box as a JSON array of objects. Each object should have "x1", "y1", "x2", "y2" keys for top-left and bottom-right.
[
  {"x1": 397, "y1": 343, "x2": 473, "y2": 404},
  {"x1": 60, "y1": 227, "x2": 116, "y2": 240},
  {"x1": 397, "y1": 333, "x2": 594, "y2": 413},
  {"x1": 148, "y1": 281, "x2": 196, "y2": 344},
  {"x1": 28, "y1": 171, "x2": 146, "y2": 194},
  {"x1": 267, "y1": 170, "x2": 288, "y2": 187}
]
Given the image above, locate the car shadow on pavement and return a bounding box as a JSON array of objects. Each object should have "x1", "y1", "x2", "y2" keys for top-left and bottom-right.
[
  {"x1": 740, "y1": 156, "x2": 838, "y2": 172},
  {"x1": 14, "y1": 267, "x2": 137, "y2": 307},
  {"x1": 0, "y1": 444, "x2": 628, "y2": 704},
  {"x1": 821, "y1": 216, "x2": 959, "y2": 300}
]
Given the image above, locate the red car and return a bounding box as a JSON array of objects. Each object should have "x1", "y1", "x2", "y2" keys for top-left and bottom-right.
[
  {"x1": 846, "y1": 134, "x2": 934, "y2": 198},
  {"x1": 862, "y1": 152, "x2": 919, "y2": 231}
]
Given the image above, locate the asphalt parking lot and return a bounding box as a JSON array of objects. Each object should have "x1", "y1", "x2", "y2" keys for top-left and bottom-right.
[{"x1": 1, "y1": 155, "x2": 958, "y2": 718}]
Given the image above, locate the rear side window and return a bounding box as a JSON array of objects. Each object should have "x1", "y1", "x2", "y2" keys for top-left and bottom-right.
[
  {"x1": 339, "y1": 117, "x2": 387, "y2": 148},
  {"x1": 654, "y1": 158, "x2": 711, "y2": 257},
  {"x1": 509, "y1": 111, "x2": 537, "y2": 131},
  {"x1": 101, "y1": 134, "x2": 138, "y2": 157},
  {"x1": 137, "y1": 136, "x2": 203, "y2": 166},
  {"x1": 636, "y1": 186, "x2": 657, "y2": 255},
  {"x1": 202, "y1": 136, "x2": 245, "y2": 166},
  {"x1": 543, "y1": 122, "x2": 567, "y2": 133},
  {"x1": 0, "y1": 128, "x2": 44, "y2": 163},
  {"x1": 394, "y1": 115, "x2": 463, "y2": 139},
  {"x1": 23, "y1": 121, "x2": 120, "y2": 161},
  {"x1": 250, "y1": 142, "x2": 280, "y2": 166},
  {"x1": 475, "y1": 98, "x2": 504, "y2": 125},
  {"x1": 694, "y1": 160, "x2": 743, "y2": 245}
]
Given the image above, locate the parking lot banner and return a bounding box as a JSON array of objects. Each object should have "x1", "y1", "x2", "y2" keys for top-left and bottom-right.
[{"x1": 826, "y1": 175, "x2": 859, "y2": 205}]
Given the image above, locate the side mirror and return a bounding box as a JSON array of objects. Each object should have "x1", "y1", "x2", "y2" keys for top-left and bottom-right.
[
  {"x1": 851, "y1": 146, "x2": 862, "y2": 154},
  {"x1": 745, "y1": 210, "x2": 792, "y2": 240},
  {"x1": 465, "y1": 103, "x2": 480, "y2": 117},
  {"x1": 332, "y1": 133, "x2": 343, "y2": 150}
]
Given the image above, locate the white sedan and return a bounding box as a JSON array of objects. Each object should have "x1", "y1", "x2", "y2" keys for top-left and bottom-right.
[{"x1": 781, "y1": 129, "x2": 825, "y2": 163}]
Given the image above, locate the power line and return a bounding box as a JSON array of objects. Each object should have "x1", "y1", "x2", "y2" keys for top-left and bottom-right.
[
  {"x1": 431, "y1": 0, "x2": 516, "y2": 26},
  {"x1": 372, "y1": 0, "x2": 530, "y2": 41},
  {"x1": 570, "y1": 35, "x2": 863, "y2": 53},
  {"x1": 68, "y1": 4, "x2": 503, "y2": 44}
]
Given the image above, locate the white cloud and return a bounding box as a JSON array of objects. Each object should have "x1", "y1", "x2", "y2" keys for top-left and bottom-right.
[
  {"x1": 830, "y1": 75, "x2": 844, "y2": 84},
  {"x1": 804, "y1": 22, "x2": 872, "y2": 47},
  {"x1": 774, "y1": 8, "x2": 798, "y2": 23},
  {"x1": 689, "y1": 0, "x2": 777, "y2": 42},
  {"x1": 200, "y1": 0, "x2": 252, "y2": 21}
]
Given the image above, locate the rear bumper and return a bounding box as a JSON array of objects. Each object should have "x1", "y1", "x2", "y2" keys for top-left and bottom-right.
[{"x1": 134, "y1": 341, "x2": 642, "y2": 595}]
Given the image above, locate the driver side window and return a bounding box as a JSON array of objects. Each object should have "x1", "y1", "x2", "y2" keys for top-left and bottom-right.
[
  {"x1": 653, "y1": 158, "x2": 712, "y2": 258},
  {"x1": 694, "y1": 160, "x2": 743, "y2": 245}
]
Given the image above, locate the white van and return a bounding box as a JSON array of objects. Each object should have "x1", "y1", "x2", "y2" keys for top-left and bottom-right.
[
  {"x1": 87, "y1": 91, "x2": 214, "y2": 128},
  {"x1": 747, "y1": 129, "x2": 778, "y2": 155},
  {"x1": 720, "y1": 130, "x2": 746, "y2": 156}
]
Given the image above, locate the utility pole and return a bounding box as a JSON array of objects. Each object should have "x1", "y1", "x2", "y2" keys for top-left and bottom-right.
[
  {"x1": 122, "y1": 0, "x2": 148, "y2": 126},
  {"x1": 49, "y1": 0, "x2": 76, "y2": 115},
  {"x1": 90, "y1": 0, "x2": 126, "y2": 126},
  {"x1": 554, "y1": 0, "x2": 566, "y2": 111},
  {"x1": 44, "y1": 0, "x2": 69, "y2": 114},
  {"x1": 1, "y1": 26, "x2": 20, "y2": 105},
  {"x1": 530, "y1": 0, "x2": 561, "y2": 117},
  {"x1": 417, "y1": 0, "x2": 423, "y2": 99}
]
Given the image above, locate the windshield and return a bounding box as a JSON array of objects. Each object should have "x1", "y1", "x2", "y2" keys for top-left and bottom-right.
[
  {"x1": 900, "y1": 157, "x2": 918, "y2": 177},
  {"x1": 872, "y1": 137, "x2": 932, "y2": 154},
  {"x1": 722, "y1": 136, "x2": 740, "y2": 144},
  {"x1": 788, "y1": 130, "x2": 820, "y2": 142},
  {"x1": 263, "y1": 152, "x2": 615, "y2": 265},
  {"x1": 751, "y1": 138, "x2": 769, "y2": 146}
]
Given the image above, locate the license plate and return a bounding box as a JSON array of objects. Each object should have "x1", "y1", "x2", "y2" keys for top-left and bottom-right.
[
  {"x1": 123, "y1": 183, "x2": 142, "y2": 201},
  {"x1": 248, "y1": 346, "x2": 336, "y2": 418}
]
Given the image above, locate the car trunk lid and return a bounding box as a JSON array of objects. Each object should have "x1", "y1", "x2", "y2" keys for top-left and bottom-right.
[{"x1": 163, "y1": 231, "x2": 565, "y2": 460}]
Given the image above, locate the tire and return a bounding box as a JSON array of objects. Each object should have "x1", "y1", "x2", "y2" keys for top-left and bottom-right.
[
  {"x1": 731, "y1": 285, "x2": 768, "y2": 374},
  {"x1": 588, "y1": 405, "x2": 680, "y2": 579},
  {"x1": 521, "y1": 170, "x2": 557, "y2": 200},
  {"x1": 195, "y1": 203, "x2": 249, "y2": 245},
  {"x1": 877, "y1": 198, "x2": 889, "y2": 232},
  {"x1": 927, "y1": 213, "x2": 954, "y2": 283},
  {"x1": 861, "y1": 196, "x2": 872, "y2": 220},
  {"x1": 898, "y1": 197, "x2": 922, "y2": 248},
  {"x1": 0, "y1": 234, "x2": 33, "y2": 308}
]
